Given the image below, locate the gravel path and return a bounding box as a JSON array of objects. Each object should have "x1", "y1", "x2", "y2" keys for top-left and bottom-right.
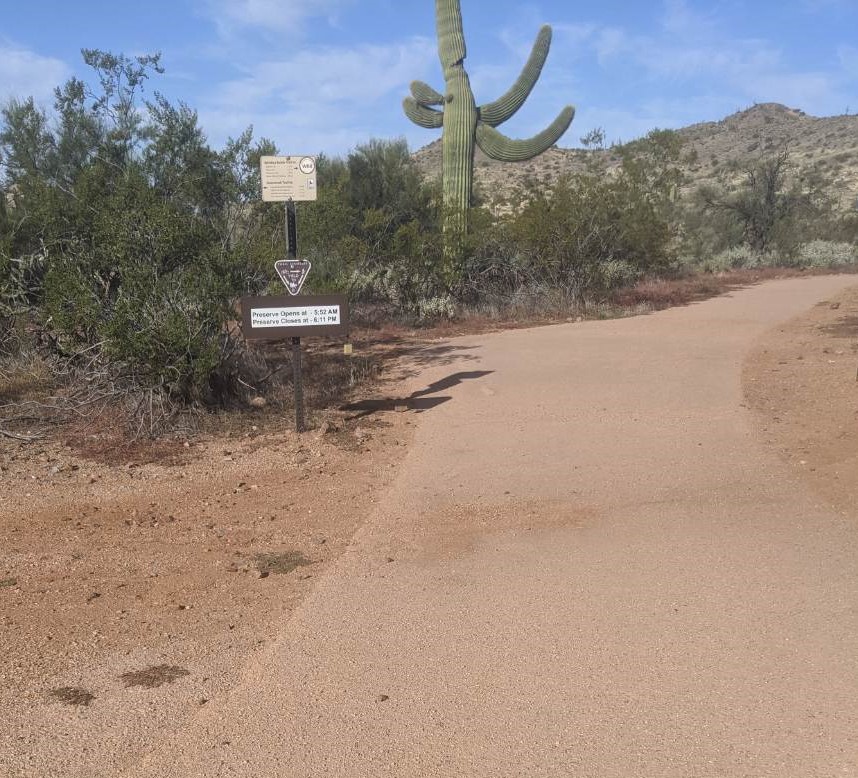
[
  {"x1": 132, "y1": 275, "x2": 858, "y2": 777},
  {"x1": 17, "y1": 275, "x2": 858, "y2": 777}
]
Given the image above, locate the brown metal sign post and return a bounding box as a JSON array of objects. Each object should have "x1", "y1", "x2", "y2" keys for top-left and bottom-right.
[
  {"x1": 286, "y1": 198, "x2": 304, "y2": 431},
  {"x1": 291, "y1": 335, "x2": 304, "y2": 432},
  {"x1": 255, "y1": 156, "x2": 328, "y2": 433}
]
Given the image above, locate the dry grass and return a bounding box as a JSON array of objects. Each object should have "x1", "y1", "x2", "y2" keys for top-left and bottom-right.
[
  {"x1": 611, "y1": 266, "x2": 858, "y2": 312},
  {"x1": 61, "y1": 407, "x2": 191, "y2": 466},
  {"x1": 0, "y1": 349, "x2": 54, "y2": 404}
]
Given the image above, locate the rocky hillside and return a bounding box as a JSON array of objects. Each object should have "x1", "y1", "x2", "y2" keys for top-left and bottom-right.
[{"x1": 413, "y1": 103, "x2": 858, "y2": 210}]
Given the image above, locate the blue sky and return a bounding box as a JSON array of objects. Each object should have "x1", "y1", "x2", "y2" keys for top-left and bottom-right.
[{"x1": 1, "y1": 0, "x2": 856, "y2": 156}]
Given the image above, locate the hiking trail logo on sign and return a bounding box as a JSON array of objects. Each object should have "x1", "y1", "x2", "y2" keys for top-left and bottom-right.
[{"x1": 275, "y1": 259, "x2": 311, "y2": 296}]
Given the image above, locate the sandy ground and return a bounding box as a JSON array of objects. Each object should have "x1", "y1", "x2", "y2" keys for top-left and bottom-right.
[
  {"x1": 744, "y1": 289, "x2": 858, "y2": 516},
  {"x1": 0, "y1": 395, "x2": 419, "y2": 775},
  {"x1": 2, "y1": 275, "x2": 857, "y2": 776}
]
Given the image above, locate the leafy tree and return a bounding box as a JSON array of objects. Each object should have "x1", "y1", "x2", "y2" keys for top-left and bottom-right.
[
  {"x1": 80, "y1": 49, "x2": 164, "y2": 168},
  {"x1": 0, "y1": 49, "x2": 282, "y2": 422},
  {"x1": 0, "y1": 98, "x2": 55, "y2": 186},
  {"x1": 346, "y1": 138, "x2": 430, "y2": 228},
  {"x1": 699, "y1": 148, "x2": 795, "y2": 254}
]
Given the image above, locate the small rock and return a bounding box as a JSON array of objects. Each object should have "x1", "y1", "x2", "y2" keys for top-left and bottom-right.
[
  {"x1": 256, "y1": 570, "x2": 270, "y2": 579},
  {"x1": 249, "y1": 397, "x2": 267, "y2": 409},
  {"x1": 377, "y1": 694, "x2": 390, "y2": 703}
]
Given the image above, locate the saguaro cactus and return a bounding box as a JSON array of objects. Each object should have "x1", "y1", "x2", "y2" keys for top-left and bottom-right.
[{"x1": 404, "y1": 0, "x2": 574, "y2": 240}]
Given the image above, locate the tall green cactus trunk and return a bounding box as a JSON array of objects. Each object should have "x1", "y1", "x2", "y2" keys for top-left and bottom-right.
[
  {"x1": 441, "y1": 65, "x2": 477, "y2": 241},
  {"x1": 404, "y1": 0, "x2": 575, "y2": 254}
]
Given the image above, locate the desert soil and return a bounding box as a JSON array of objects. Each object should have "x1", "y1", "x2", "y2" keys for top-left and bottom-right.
[
  {"x1": 2, "y1": 274, "x2": 857, "y2": 776},
  {"x1": 0, "y1": 377, "x2": 420, "y2": 775}
]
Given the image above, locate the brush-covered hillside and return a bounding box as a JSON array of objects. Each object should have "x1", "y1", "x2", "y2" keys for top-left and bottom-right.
[{"x1": 413, "y1": 103, "x2": 858, "y2": 211}]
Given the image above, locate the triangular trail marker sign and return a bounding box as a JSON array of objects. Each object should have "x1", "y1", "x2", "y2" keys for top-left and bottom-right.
[{"x1": 274, "y1": 259, "x2": 311, "y2": 296}]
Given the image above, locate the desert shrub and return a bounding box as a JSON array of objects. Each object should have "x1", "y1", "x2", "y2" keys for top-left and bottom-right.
[
  {"x1": 689, "y1": 146, "x2": 845, "y2": 262},
  {"x1": 504, "y1": 171, "x2": 674, "y2": 300},
  {"x1": 347, "y1": 223, "x2": 449, "y2": 321},
  {"x1": 0, "y1": 50, "x2": 284, "y2": 432},
  {"x1": 699, "y1": 245, "x2": 765, "y2": 272},
  {"x1": 417, "y1": 294, "x2": 456, "y2": 320},
  {"x1": 795, "y1": 240, "x2": 858, "y2": 268}
]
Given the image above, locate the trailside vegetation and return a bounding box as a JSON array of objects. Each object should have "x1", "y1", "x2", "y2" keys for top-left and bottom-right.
[{"x1": 1, "y1": 50, "x2": 856, "y2": 438}]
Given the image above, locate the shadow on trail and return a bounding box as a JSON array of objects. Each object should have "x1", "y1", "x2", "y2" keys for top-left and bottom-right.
[
  {"x1": 342, "y1": 370, "x2": 494, "y2": 419},
  {"x1": 374, "y1": 341, "x2": 483, "y2": 372}
]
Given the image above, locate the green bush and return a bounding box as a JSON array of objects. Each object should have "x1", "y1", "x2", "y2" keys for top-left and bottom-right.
[
  {"x1": 503, "y1": 169, "x2": 674, "y2": 300},
  {"x1": 795, "y1": 240, "x2": 858, "y2": 268},
  {"x1": 0, "y1": 50, "x2": 280, "y2": 424}
]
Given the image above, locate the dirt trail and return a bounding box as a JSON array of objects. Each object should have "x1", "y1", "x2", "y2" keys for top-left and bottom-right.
[{"x1": 5, "y1": 275, "x2": 858, "y2": 777}]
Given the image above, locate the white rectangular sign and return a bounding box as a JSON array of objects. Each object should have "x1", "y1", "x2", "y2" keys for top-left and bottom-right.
[
  {"x1": 260, "y1": 156, "x2": 317, "y2": 201},
  {"x1": 250, "y1": 305, "x2": 341, "y2": 329}
]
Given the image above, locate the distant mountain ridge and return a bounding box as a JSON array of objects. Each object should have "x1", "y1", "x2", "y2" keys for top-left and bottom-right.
[{"x1": 412, "y1": 103, "x2": 858, "y2": 211}]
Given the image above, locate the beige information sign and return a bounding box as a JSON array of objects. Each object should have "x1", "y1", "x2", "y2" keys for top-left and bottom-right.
[{"x1": 260, "y1": 155, "x2": 317, "y2": 202}]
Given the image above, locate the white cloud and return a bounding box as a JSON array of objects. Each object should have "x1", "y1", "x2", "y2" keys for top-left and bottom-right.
[
  {"x1": 568, "y1": 0, "x2": 851, "y2": 119},
  {"x1": 213, "y1": 38, "x2": 435, "y2": 110},
  {"x1": 200, "y1": 37, "x2": 437, "y2": 153},
  {"x1": 592, "y1": 27, "x2": 628, "y2": 66},
  {"x1": 0, "y1": 42, "x2": 70, "y2": 104},
  {"x1": 201, "y1": 0, "x2": 353, "y2": 38}
]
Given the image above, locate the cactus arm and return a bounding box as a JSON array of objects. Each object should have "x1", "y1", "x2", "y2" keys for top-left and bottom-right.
[
  {"x1": 478, "y1": 25, "x2": 552, "y2": 127},
  {"x1": 411, "y1": 80, "x2": 445, "y2": 106},
  {"x1": 475, "y1": 105, "x2": 575, "y2": 162},
  {"x1": 436, "y1": 0, "x2": 466, "y2": 68},
  {"x1": 403, "y1": 97, "x2": 444, "y2": 129}
]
